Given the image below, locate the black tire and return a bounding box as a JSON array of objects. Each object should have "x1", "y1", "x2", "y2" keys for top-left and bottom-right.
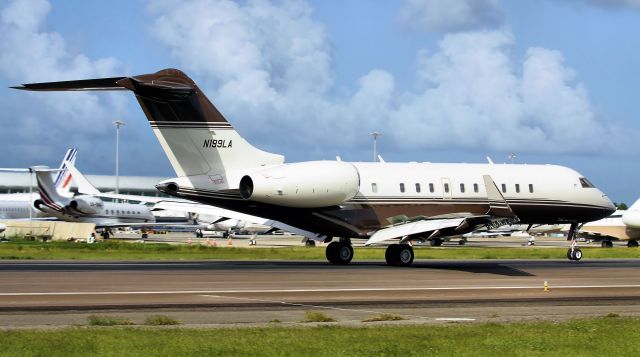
[
  {"x1": 458, "y1": 239, "x2": 466, "y2": 246},
  {"x1": 572, "y1": 247, "x2": 583, "y2": 261},
  {"x1": 567, "y1": 248, "x2": 574, "y2": 261},
  {"x1": 385, "y1": 244, "x2": 400, "y2": 266},
  {"x1": 434, "y1": 238, "x2": 443, "y2": 246},
  {"x1": 305, "y1": 240, "x2": 316, "y2": 247},
  {"x1": 396, "y1": 245, "x2": 414, "y2": 267},
  {"x1": 601, "y1": 240, "x2": 613, "y2": 248},
  {"x1": 326, "y1": 241, "x2": 353, "y2": 265},
  {"x1": 627, "y1": 240, "x2": 638, "y2": 248}
]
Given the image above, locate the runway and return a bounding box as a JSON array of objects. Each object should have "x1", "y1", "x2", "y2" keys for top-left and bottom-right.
[{"x1": 2, "y1": 259, "x2": 640, "y2": 327}]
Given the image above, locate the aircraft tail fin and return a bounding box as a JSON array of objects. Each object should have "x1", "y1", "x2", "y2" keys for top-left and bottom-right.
[
  {"x1": 64, "y1": 161, "x2": 100, "y2": 195},
  {"x1": 54, "y1": 148, "x2": 78, "y2": 197},
  {"x1": 33, "y1": 167, "x2": 68, "y2": 211},
  {"x1": 14, "y1": 69, "x2": 284, "y2": 185}
]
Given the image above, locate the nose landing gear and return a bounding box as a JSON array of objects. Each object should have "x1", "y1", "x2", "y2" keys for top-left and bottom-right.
[{"x1": 566, "y1": 223, "x2": 584, "y2": 261}]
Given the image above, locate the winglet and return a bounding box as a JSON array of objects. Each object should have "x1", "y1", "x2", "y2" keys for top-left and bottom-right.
[
  {"x1": 483, "y1": 175, "x2": 515, "y2": 217},
  {"x1": 64, "y1": 161, "x2": 100, "y2": 195}
]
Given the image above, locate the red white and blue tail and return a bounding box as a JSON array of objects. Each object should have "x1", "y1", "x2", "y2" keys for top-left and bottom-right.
[{"x1": 53, "y1": 148, "x2": 77, "y2": 198}]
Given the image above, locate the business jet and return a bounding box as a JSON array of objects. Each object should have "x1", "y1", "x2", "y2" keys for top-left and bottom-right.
[
  {"x1": 32, "y1": 166, "x2": 156, "y2": 228},
  {"x1": 576, "y1": 199, "x2": 640, "y2": 248},
  {"x1": 13, "y1": 69, "x2": 616, "y2": 265},
  {"x1": 0, "y1": 148, "x2": 77, "y2": 220}
]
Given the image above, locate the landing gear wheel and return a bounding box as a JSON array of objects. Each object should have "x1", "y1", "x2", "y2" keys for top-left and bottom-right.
[
  {"x1": 325, "y1": 241, "x2": 353, "y2": 265},
  {"x1": 601, "y1": 240, "x2": 613, "y2": 248},
  {"x1": 566, "y1": 222, "x2": 584, "y2": 261},
  {"x1": 385, "y1": 244, "x2": 414, "y2": 267},
  {"x1": 458, "y1": 239, "x2": 466, "y2": 246},
  {"x1": 304, "y1": 240, "x2": 316, "y2": 247},
  {"x1": 385, "y1": 244, "x2": 400, "y2": 266},
  {"x1": 628, "y1": 240, "x2": 638, "y2": 248},
  {"x1": 567, "y1": 248, "x2": 582, "y2": 261},
  {"x1": 430, "y1": 238, "x2": 443, "y2": 246},
  {"x1": 572, "y1": 248, "x2": 582, "y2": 261}
]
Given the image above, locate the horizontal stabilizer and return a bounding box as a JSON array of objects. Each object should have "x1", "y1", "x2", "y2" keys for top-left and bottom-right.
[
  {"x1": 365, "y1": 218, "x2": 466, "y2": 246},
  {"x1": 11, "y1": 77, "x2": 127, "y2": 91}
]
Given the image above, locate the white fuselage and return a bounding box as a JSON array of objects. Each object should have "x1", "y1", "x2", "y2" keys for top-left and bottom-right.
[
  {"x1": 37, "y1": 199, "x2": 156, "y2": 226},
  {"x1": 0, "y1": 193, "x2": 49, "y2": 219}
]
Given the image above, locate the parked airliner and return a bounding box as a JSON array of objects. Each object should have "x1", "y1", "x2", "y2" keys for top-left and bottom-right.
[{"x1": 13, "y1": 69, "x2": 616, "y2": 265}]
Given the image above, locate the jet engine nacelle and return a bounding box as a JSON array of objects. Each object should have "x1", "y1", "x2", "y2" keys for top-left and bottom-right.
[
  {"x1": 239, "y1": 161, "x2": 360, "y2": 208},
  {"x1": 69, "y1": 196, "x2": 104, "y2": 215},
  {"x1": 622, "y1": 210, "x2": 640, "y2": 228}
]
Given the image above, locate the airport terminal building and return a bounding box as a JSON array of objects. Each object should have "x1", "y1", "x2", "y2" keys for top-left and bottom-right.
[{"x1": 0, "y1": 172, "x2": 169, "y2": 197}]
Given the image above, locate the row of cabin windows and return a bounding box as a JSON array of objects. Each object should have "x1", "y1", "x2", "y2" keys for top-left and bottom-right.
[
  {"x1": 373, "y1": 182, "x2": 535, "y2": 194},
  {"x1": 106, "y1": 210, "x2": 142, "y2": 215}
]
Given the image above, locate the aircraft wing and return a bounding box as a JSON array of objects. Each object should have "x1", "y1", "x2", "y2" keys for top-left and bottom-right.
[
  {"x1": 365, "y1": 218, "x2": 467, "y2": 246},
  {"x1": 365, "y1": 175, "x2": 518, "y2": 245},
  {"x1": 153, "y1": 201, "x2": 326, "y2": 241}
]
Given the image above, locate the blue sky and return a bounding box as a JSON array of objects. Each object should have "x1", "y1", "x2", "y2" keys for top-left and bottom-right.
[{"x1": 0, "y1": 0, "x2": 639, "y2": 204}]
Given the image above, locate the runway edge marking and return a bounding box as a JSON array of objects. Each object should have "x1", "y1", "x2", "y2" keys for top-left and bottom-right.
[{"x1": 3, "y1": 284, "x2": 640, "y2": 296}]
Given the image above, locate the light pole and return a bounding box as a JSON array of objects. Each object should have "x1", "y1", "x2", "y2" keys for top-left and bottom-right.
[
  {"x1": 370, "y1": 131, "x2": 381, "y2": 162},
  {"x1": 114, "y1": 120, "x2": 125, "y2": 199}
]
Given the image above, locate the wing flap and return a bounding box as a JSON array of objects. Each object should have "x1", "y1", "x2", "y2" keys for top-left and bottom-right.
[{"x1": 365, "y1": 218, "x2": 466, "y2": 246}]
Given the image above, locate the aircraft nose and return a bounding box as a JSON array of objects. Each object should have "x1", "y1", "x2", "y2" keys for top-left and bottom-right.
[{"x1": 600, "y1": 192, "x2": 616, "y2": 214}]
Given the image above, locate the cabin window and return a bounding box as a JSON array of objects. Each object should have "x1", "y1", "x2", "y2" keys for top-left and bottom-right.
[
  {"x1": 529, "y1": 184, "x2": 534, "y2": 193},
  {"x1": 579, "y1": 177, "x2": 595, "y2": 188},
  {"x1": 415, "y1": 183, "x2": 421, "y2": 193},
  {"x1": 371, "y1": 183, "x2": 378, "y2": 193},
  {"x1": 501, "y1": 184, "x2": 507, "y2": 193},
  {"x1": 460, "y1": 183, "x2": 465, "y2": 193},
  {"x1": 473, "y1": 183, "x2": 479, "y2": 193},
  {"x1": 429, "y1": 183, "x2": 434, "y2": 193},
  {"x1": 400, "y1": 183, "x2": 405, "y2": 193},
  {"x1": 444, "y1": 183, "x2": 450, "y2": 193},
  {"x1": 515, "y1": 184, "x2": 520, "y2": 193}
]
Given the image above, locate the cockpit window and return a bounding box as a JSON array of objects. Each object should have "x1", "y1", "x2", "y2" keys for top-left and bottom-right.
[{"x1": 579, "y1": 177, "x2": 595, "y2": 188}]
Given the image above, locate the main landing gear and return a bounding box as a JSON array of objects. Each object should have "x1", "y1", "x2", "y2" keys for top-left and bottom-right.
[
  {"x1": 385, "y1": 244, "x2": 414, "y2": 267},
  {"x1": 628, "y1": 240, "x2": 639, "y2": 248},
  {"x1": 325, "y1": 238, "x2": 354, "y2": 265},
  {"x1": 566, "y1": 223, "x2": 583, "y2": 261}
]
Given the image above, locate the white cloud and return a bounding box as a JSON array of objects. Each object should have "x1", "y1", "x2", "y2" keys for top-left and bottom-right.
[
  {"x1": 397, "y1": 0, "x2": 505, "y2": 32},
  {"x1": 0, "y1": 0, "x2": 127, "y2": 164},
  {"x1": 389, "y1": 31, "x2": 617, "y2": 154},
  {"x1": 147, "y1": 0, "x2": 619, "y2": 159}
]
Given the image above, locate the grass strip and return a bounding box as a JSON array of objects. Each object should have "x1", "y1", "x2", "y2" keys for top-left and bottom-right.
[
  {"x1": 0, "y1": 317, "x2": 639, "y2": 356},
  {"x1": 144, "y1": 315, "x2": 181, "y2": 326},
  {"x1": 1, "y1": 239, "x2": 640, "y2": 261},
  {"x1": 87, "y1": 315, "x2": 134, "y2": 326},
  {"x1": 362, "y1": 313, "x2": 407, "y2": 322},
  {"x1": 300, "y1": 311, "x2": 336, "y2": 323}
]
